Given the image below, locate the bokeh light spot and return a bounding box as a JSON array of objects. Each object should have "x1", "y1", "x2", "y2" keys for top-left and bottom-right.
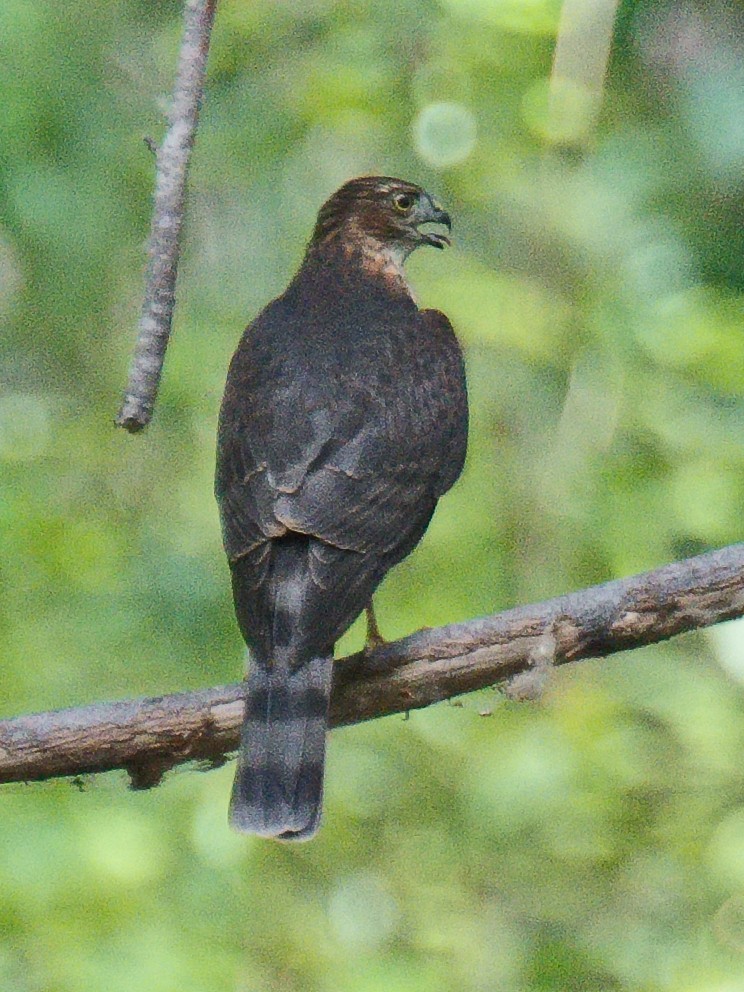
[
  {"x1": 439, "y1": 0, "x2": 560, "y2": 34},
  {"x1": 413, "y1": 102, "x2": 477, "y2": 168},
  {"x1": 714, "y1": 894, "x2": 744, "y2": 954},
  {"x1": 522, "y1": 76, "x2": 599, "y2": 146},
  {"x1": 709, "y1": 617, "x2": 744, "y2": 686},
  {"x1": 328, "y1": 873, "x2": 400, "y2": 952},
  {"x1": 0, "y1": 393, "x2": 51, "y2": 462}
]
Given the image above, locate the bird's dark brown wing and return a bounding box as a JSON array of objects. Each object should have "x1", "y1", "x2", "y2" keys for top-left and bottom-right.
[
  {"x1": 418, "y1": 308, "x2": 468, "y2": 496},
  {"x1": 216, "y1": 287, "x2": 467, "y2": 657}
]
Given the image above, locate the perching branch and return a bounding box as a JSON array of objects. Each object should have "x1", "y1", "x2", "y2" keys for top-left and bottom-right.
[
  {"x1": 116, "y1": 0, "x2": 217, "y2": 433},
  {"x1": 1, "y1": 544, "x2": 743, "y2": 789}
]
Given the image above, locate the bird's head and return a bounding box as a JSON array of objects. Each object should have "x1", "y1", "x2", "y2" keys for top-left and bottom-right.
[{"x1": 311, "y1": 176, "x2": 452, "y2": 260}]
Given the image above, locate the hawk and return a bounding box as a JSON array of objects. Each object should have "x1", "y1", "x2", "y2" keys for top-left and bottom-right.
[{"x1": 216, "y1": 176, "x2": 468, "y2": 839}]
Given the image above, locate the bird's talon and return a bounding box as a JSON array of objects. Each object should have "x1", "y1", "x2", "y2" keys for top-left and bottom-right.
[{"x1": 364, "y1": 602, "x2": 387, "y2": 653}]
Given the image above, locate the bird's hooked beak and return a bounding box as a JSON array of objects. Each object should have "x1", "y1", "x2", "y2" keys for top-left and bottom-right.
[{"x1": 415, "y1": 194, "x2": 452, "y2": 249}]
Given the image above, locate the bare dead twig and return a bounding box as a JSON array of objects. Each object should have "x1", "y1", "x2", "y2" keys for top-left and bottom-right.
[
  {"x1": 116, "y1": 0, "x2": 218, "y2": 433},
  {"x1": 1, "y1": 544, "x2": 743, "y2": 789}
]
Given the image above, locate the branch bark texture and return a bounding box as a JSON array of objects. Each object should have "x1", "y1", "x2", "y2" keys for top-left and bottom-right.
[
  {"x1": 116, "y1": 0, "x2": 217, "y2": 432},
  {"x1": 1, "y1": 544, "x2": 743, "y2": 789}
]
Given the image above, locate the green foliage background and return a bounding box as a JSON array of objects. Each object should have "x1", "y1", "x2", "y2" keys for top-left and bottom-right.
[{"x1": 2, "y1": 0, "x2": 744, "y2": 988}]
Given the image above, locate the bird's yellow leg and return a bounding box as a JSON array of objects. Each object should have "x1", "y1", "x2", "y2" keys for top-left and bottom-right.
[{"x1": 365, "y1": 601, "x2": 385, "y2": 653}]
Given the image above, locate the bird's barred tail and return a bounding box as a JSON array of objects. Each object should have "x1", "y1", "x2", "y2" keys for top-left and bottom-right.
[{"x1": 229, "y1": 652, "x2": 333, "y2": 840}]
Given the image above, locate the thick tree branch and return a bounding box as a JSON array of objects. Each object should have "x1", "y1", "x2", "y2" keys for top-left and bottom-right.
[
  {"x1": 116, "y1": 0, "x2": 217, "y2": 432},
  {"x1": 1, "y1": 544, "x2": 743, "y2": 789}
]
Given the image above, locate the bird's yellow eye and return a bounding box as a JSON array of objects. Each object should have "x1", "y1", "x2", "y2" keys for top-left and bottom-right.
[{"x1": 393, "y1": 192, "x2": 414, "y2": 213}]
